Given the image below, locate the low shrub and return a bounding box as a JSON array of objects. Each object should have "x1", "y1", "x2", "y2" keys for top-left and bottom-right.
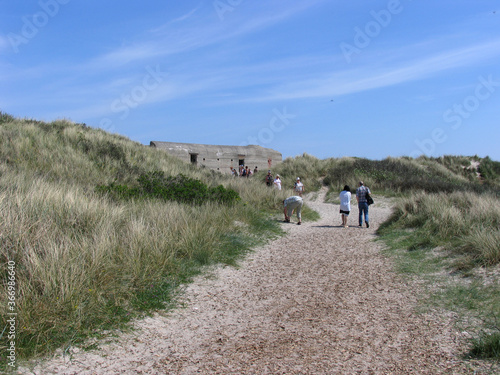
[
  {"x1": 97, "y1": 171, "x2": 240, "y2": 205},
  {"x1": 478, "y1": 156, "x2": 500, "y2": 181}
]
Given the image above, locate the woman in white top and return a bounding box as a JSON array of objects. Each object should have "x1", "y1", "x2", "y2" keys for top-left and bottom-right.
[
  {"x1": 273, "y1": 174, "x2": 282, "y2": 190},
  {"x1": 294, "y1": 177, "x2": 304, "y2": 197},
  {"x1": 339, "y1": 185, "x2": 351, "y2": 228}
]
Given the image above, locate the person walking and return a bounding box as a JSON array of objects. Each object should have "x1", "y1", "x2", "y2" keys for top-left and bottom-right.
[
  {"x1": 339, "y1": 185, "x2": 351, "y2": 228},
  {"x1": 294, "y1": 177, "x2": 304, "y2": 197},
  {"x1": 356, "y1": 181, "x2": 371, "y2": 228},
  {"x1": 283, "y1": 196, "x2": 303, "y2": 225}
]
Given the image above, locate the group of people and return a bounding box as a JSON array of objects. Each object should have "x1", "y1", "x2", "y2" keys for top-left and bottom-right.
[
  {"x1": 282, "y1": 181, "x2": 372, "y2": 228},
  {"x1": 265, "y1": 171, "x2": 305, "y2": 196},
  {"x1": 231, "y1": 168, "x2": 372, "y2": 228},
  {"x1": 231, "y1": 167, "x2": 305, "y2": 200},
  {"x1": 231, "y1": 165, "x2": 258, "y2": 177}
]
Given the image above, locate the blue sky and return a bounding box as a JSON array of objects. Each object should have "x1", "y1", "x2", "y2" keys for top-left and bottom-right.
[{"x1": 1, "y1": 0, "x2": 499, "y2": 160}]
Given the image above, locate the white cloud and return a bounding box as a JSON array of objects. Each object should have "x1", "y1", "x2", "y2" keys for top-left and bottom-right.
[
  {"x1": 80, "y1": 0, "x2": 329, "y2": 72},
  {"x1": 254, "y1": 39, "x2": 500, "y2": 101},
  {"x1": 170, "y1": 5, "x2": 201, "y2": 23}
]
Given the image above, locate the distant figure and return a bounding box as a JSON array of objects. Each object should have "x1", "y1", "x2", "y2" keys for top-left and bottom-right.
[
  {"x1": 339, "y1": 185, "x2": 351, "y2": 228},
  {"x1": 274, "y1": 174, "x2": 282, "y2": 190},
  {"x1": 265, "y1": 170, "x2": 273, "y2": 186},
  {"x1": 245, "y1": 166, "x2": 250, "y2": 178},
  {"x1": 230, "y1": 167, "x2": 237, "y2": 176},
  {"x1": 294, "y1": 177, "x2": 304, "y2": 197},
  {"x1": 356, "y1": 181, "x2": 371, "y2": 228},
  {"x1": 254, "y1": 166, "x2": 258, "y2": 174},
  {"x1": 241, "y1": 166, "x2": 247, "y2": 177},
  {"x1": 283, "y1": 196, "x2": 303, "y2": 225}
]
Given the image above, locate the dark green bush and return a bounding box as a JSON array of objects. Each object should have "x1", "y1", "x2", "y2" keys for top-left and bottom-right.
[
  {"x1": 97, "y1": 171, "x2": 240, "y2": 205},
  {"x1": 478, "y1": 156, "x2": 500, "y2": 181},
  {"x1": 0, "y1": 111, "x2": 15, "y2": 124}
]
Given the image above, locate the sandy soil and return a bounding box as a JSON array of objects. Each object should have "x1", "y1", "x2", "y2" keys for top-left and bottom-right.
[{"x1": 18, "y1": 190, "x2": 499, "y2": 374}]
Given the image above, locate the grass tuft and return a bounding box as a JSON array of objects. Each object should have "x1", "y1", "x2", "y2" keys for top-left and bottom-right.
[{"x1": 468, "y1": 332, "x2": 500, "y2": 360}]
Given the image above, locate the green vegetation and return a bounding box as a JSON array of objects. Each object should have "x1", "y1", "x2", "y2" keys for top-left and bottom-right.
[
  {"x1": 322, "y1": 156, "x2": 493, "y2": 197},
  {"x1": 378, "y1": 191, "x2": 500, "y2": 269},
  {"x1": 478, "y1": 156, "x2": 500, "y2": 183},
  {"x1": 0, "y1": 114, "x2": 312, "y2": 367},
  {"x1": 272, "y1": 153, "x2": 334, "y2": 193},
  {"x1": 97, "y1": 171, "x2": 241, "y2": 205},
  {"x1": 469, "y1": 332, "x2": 500, "y2": 360}
]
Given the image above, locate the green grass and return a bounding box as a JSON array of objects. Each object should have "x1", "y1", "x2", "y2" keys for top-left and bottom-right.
[
  {"x1": 0, "y1": 179, "x2": 283, "y2": 362},
  {"x1": 469, "y1": 332, "x2": 500, "y2": 360}
]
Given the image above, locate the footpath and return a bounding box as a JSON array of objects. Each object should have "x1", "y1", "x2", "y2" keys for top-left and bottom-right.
[{"x1": 18, "y1": 191, "x2": 495, "y2": 374}]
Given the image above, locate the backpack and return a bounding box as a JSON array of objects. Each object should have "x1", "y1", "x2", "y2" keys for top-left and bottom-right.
[{"x1": 366, "y1": 192, "x2": 374, "y2": 205}]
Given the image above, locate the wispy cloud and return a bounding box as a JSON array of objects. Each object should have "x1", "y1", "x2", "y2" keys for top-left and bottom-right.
[
  {"x1": 254, "y1": 39, "x2": 500, "y2": 101},
  {"x1": 170, "y1": 4, "x2": 202, "y2": 23},
  {"x1": 77, "y1": 1, "x2": 329, "y2": 72},
  {"x1": 224, "y1": 0, "x2": 327, "y2": 38}
]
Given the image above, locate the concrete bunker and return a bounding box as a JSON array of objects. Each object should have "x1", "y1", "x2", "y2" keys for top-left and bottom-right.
[{"x1": 150, "y1": 141, "x2": 282, "y2": 174}]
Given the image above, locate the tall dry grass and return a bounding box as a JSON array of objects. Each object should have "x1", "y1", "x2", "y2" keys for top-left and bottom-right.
[
  {"x1": 0, "y1": 117, "x2": 290, "y2": 361},
  {"x1": 0, "y1": 168, "x2": 285, "y2": 358},
  {"x1": 322, "y1": 155, "x2": 497, "y2": 196},
  {"x1": 382, "y1": 191, "x2": 500, "y2": 267}
]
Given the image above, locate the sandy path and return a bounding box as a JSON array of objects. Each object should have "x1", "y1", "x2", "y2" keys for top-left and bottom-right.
[{"x1": 18, "y1": 191, "x2": 493, "y2": 374}]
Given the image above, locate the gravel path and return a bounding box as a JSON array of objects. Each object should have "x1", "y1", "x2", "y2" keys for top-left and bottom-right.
[{"x1": 18, "y1": 191, "x2": 496, "y2": 374}]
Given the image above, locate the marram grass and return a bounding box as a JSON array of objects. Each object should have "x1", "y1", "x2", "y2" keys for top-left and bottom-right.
[
  {"x1": 0, "y1": 170, "x2": 284, "y2": 360},
  {"x1": 379, "y1": 191, "x2": 500, "y2": 268},
  {"x1": 0, "y1": 116, "x2": 292, "y2": 364}
]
